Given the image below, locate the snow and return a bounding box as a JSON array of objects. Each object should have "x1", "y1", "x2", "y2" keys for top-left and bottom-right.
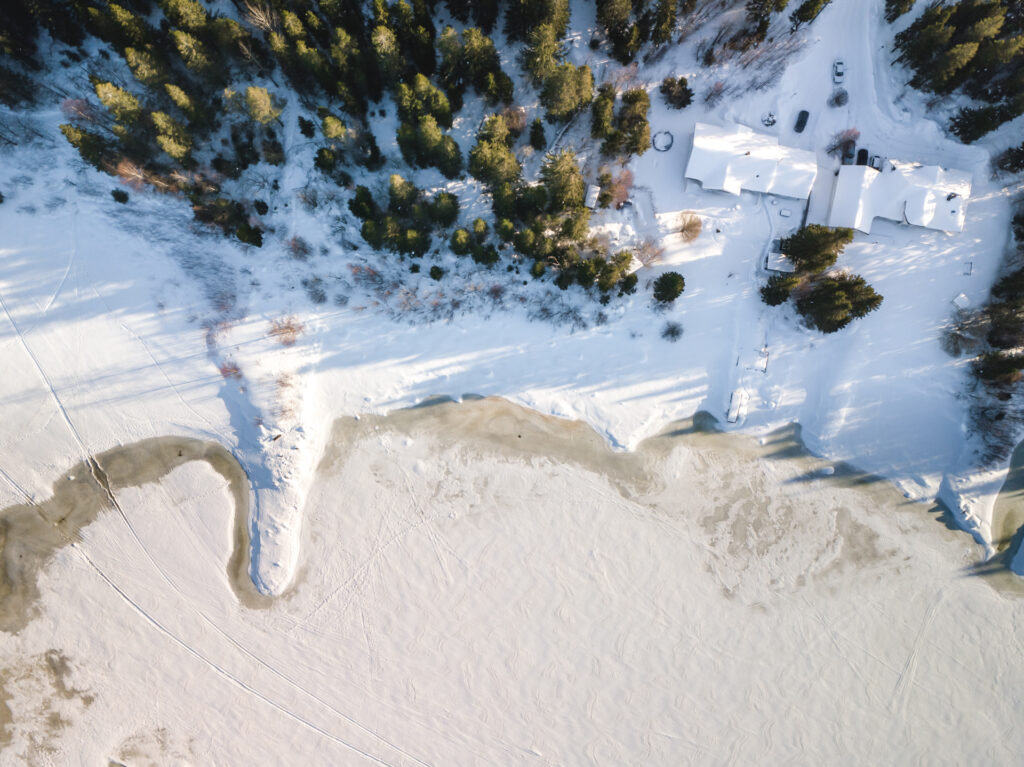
[
  {"x1": 826, "y1": 160, "x2": 972, "y2": 233},
  {"x1": 0, "y1": 0, "x2": 1023, "y2": 758},
  {"x1": 686, "y1": 121, "x2": 818, "y2": 199}
]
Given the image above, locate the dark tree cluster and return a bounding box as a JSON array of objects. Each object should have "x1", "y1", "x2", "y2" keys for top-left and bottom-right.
[
  {"x1": 974, "y1": 204, "x2": 1024, "y2": 383},
  {"x1": 594, "y1": 0, "x2": 695, "y2": 63},
  {"x1": 659, "y1": 75, "x2": 694, "y2": 109},
  {"x1": 761, "y1": 225, "x2": 882, "y2": 333},
  {"x1": 350, "y1": 174, "x2": 459, "y2": 256},
  {"x1": 591, "y1": 85, "x2": 651, "y2": 157},
  {"x1": 892, "y1": 0, "x2": 1024, "y2": 141}
]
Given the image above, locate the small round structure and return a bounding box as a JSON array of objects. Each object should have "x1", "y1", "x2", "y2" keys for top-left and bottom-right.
[{"x1": 652, "y1": 130, "x2": 674, "y2": 152}]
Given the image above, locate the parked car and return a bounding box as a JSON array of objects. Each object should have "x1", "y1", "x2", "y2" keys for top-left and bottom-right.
[
  {"x1": 794, "y1": 109, "x2": 809, "y2": 133},
  {"x1": 856, "y1": 148, "x2": 868, "y2": 165},
  {"x1": 869, "y1": 154, "x2": 882, "y2": 170},
  {"x1": 832, "y1": 58, "x2": 845, "y2": 84}
]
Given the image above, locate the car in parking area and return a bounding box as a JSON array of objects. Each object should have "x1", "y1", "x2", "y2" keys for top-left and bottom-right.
[
  {"x1": 794, "y1": 109, "x2": 809, "y2": 133},
  {"x1": 832, "y1": 58, "x2": 845, "y2": 84},
  {"x1": 856, "y1": 148, "x2": 868, "y2": 165},
  {"x1": 869, "y1": 154, "x2": 882, "y2": 170}
]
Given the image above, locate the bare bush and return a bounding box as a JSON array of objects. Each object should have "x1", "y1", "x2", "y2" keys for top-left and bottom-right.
[
  {"x1": 287, "y1": 236, "x2": 311, "y2": 260},
  {"x1": 610, "y1": 169, "x2": 634, "y2": 208},
  {"x1": 242, "y1": 0, "x2": 280, "y2": 33},
  {"x1": 827, "y1": 128, "x2": 861, "y2": 156},
  {"x1": 661, "y1": 321, "x2": 683, "y2": 342},
  {"x1": 941, "y1": 310, "x2": 990, "y2": 357},
  {"x1": 636, "y1": 238, "x2": 664, "y2": 267},
  {"x1": 679, "y1": 212, "x2": 702, "y2": 243},
  {"x1": 269, "y1": 316, "x2": 304, "y2": 346}
]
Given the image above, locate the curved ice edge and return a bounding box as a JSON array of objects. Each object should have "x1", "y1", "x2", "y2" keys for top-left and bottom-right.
[{"x1": 248, "y1": 486, "x2": 303, "y2": 597}]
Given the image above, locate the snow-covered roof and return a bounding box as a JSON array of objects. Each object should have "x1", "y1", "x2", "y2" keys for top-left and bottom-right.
[
  {"x1": 686, "y1": 122, "x2": 818, "y2": 200},
  {"x1": 827, "y1": 160, "x2": 971, "y2": 234}
]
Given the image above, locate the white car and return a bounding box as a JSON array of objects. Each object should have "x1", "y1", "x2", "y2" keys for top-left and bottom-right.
[{"x1": 832, "y1": 58, "x2": 846, "y2": 84}]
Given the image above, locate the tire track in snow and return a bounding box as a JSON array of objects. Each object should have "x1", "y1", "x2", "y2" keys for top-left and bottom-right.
[{"x1": 90, "y1": 456, "x2": 436, "y2": 767}]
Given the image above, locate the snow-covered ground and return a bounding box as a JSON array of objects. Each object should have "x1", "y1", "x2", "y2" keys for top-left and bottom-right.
[
  {"x1": 2, "y1": 399, "x2": 1023, "y2": 763},
  {"x1": 0, "y1": 0, "x2": 1019, "y2": 594},
  {"x1": 1, "y1": 0, "x2": 1024, "y2": 757}
]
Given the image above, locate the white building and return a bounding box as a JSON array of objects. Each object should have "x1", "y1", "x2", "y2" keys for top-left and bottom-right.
[
  {"x1": 826, "y1": 160, "x2": 971, "y2": 234},
  {"x1": 685, "y1": 122, "x2": 819, "y2": 200}
]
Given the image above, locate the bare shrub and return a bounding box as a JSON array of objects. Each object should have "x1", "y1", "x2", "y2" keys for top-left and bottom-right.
[
  {"x1": 501, "y1": 106, "x2": 527, "y2": 137},
  {"x1": 243, "y1": 0, "x2": 280, "y2": 33},
  {"x1": 703, "y1": 81, "x2": 725, "y2": 106},
  {"x1": 269, "y1": 316, "x2": 304, "y2": 346},
  {"x1": 610, "y1": 169, "x2": 634, "y2": 209},
  {"x1": 679, "y1": 212, "x2": 702, "y2": 243},
  {"x1": 827, "y1": 128, "x2": 860, "y2": 156},
  {"x1": 287, "y1": 236, "x2": 311, "y2": 260},
  {"x1": 828, "y1": 88, "x2": 849, "y2": 107},
  {"x1": 219, "y1": 361, "x2": 242, "y2": 379},
  {"x1": 941, "y1": 310, "x2": 990, "y2": 357},
  {"x1": 661, "y1": 321, "x2": 683, "y2": 342},
  {"x1": 636, "y1": 238, "x2": 664, "y2": 267},
  {"x1": 60, "y1": 98, "x2": 98, "y2": 123}
]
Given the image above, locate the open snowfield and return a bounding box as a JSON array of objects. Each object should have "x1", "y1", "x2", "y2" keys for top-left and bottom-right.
[
  {"x1": 2, "y1": 399, "x2": 1024, "y2": 764},
  {"x1": 1, "y1": 0, "x2": 1024, "y2": 760}
]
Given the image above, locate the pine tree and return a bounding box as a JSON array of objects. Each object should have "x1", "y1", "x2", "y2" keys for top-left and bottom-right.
[
  {"x1": 170, "y1": 29, "x2": 211, "y2": 74},
  {"x1": 591, "y1": 83, "x2": 616, "y2": 138},
  {"x1": 746, "y1": 0, "x2": 790, "y2": 22},
  {"x1": 796, "y1": 274, "x2": 882, "y2": 333},
  {"x1": 151, "y1": 111, "x2": 192, "y2": 162},
  {"x1": 165, "y1": 83, "x2": 197, "y2": 121},
  {"x1": 244, "y1": 86, "x2": 282, "y2": 125},
  {"x1": 541, "y1": 63, "x2": 593, "y2": 123},
  {"x1": 94, "y1": 81, "x2": 142, "y2": 125},
  {"x1": 659, "y1": 75, "x2": 693, "y2": 109},
  {"x1": 780, "y1": 225, "x2": 854, "y2": 274},
  {"x1": 540, "y1": 150, "x2": 584, "y2": 212},
  {"x1": 529, "y1": 118, "x2": 546, "y2": 150},
  {"x1": 59, "y1": 124, "x2": 109, "y2": 168},
  {"x1": 125, "y1": 46, "x2": 167, "y2": 88},
  {"x1": 161, "y1": 0, "x2": 208, "y2": 31},
  {"x1": 389, "y1": 173, "x2": 420, "y2": 215},
  {"x1": 522, "y1": 23, "x2": 562, "y2": 84},
  {"x1": 653, "y1": 272, "x2": 686, "y2": 303},
  {"x1": 322, "y1": 114, "x2": 346, "y2": 140},
  {"x1": 652, "y1": 0, "x2": 677, "y2": 44}
]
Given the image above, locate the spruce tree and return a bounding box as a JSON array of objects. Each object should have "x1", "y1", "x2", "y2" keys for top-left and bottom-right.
[{"x1": 540, "y1": 150, "x2": 584, "y2": 212}]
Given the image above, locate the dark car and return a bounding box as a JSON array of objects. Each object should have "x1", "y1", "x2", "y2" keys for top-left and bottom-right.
[
  {"x1": 856, "y1": 148, "x2": 868, "y2": 165},
  {"x1": 794, "y1": 110, "x2": 809, "y2": 133}
]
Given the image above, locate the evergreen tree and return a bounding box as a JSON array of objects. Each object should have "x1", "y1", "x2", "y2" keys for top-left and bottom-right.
[
  {"x1": 540, "y1": 150, "x2": 584, "y2": 212},
  {"x1": 660, "y1": 75, "x2": 693, "y2": 109},
  {"x1": 796, "y1": 274, "x2": 883, "y2": 333},
  {"x1": 746, "y1": 0, "x2": 790, "y2": 22},
  {"x1": 529, "y1": 118, "x2": 546, "y2": 150},
  {"x1": 522, "y1": 23, "x2": 562, "y2": 85},
  {"x1": 160, "y1": 0, "x2": 208, "y2": 31},
  {"x1": 540, "y1": 63, "x2": 593, "y2": 123},
  {"x1": 885, "y1": 0, "x2": 915, "y2": 23},
  {"x1": 760, "y1": 274, "x2": 800, "y2": 306},
  {"x1": 591, "y1": 83, "x2": 616, "y2": 138},
  {"x1": 780, "y1": 225, "x2": 854, "y2": 274},
  {"x1": 125, "y1": 46, "x2": 167, "y2": 88},
  {"x1": 653, "y1": 271, "x2": 686, "y2": 303},
  {"x1": 94, "y1": 81, "x2": 142, "y2": 125},
  {"x1": 389, "y1": 173, "x2": 420, "y2": 215},
  {"x1": 170, "y1": 29, "x2": 212, "y2": 74},
  {"x1": 652, "y1": 0, "x2": 677, "y2": 44},
  {"x1": 245, "y1": 86, "x2": 282, "y2": 125},
  {"x1": 151, "y1": 111, "x2": 192, "y2": 162},
  {"x1": 60, "y1": 124, "x2": 110, "y2": 168}
]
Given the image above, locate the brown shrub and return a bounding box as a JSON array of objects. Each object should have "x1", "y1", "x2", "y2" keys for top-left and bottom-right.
[
  {"x1": 269, "y1": 316, "x2": 304, "y2": 346},
  {"x1": 679, "y1": 212, "x2": 702, "y2": 243}
]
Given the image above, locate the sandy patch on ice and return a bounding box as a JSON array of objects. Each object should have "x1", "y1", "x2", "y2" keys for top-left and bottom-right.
[
  {"x1": 0, "y1": 436, "x2": 267, "y2": 634},
  {"x1": 1, "y1": 397, "x2": 1021, "y2": 764}
]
